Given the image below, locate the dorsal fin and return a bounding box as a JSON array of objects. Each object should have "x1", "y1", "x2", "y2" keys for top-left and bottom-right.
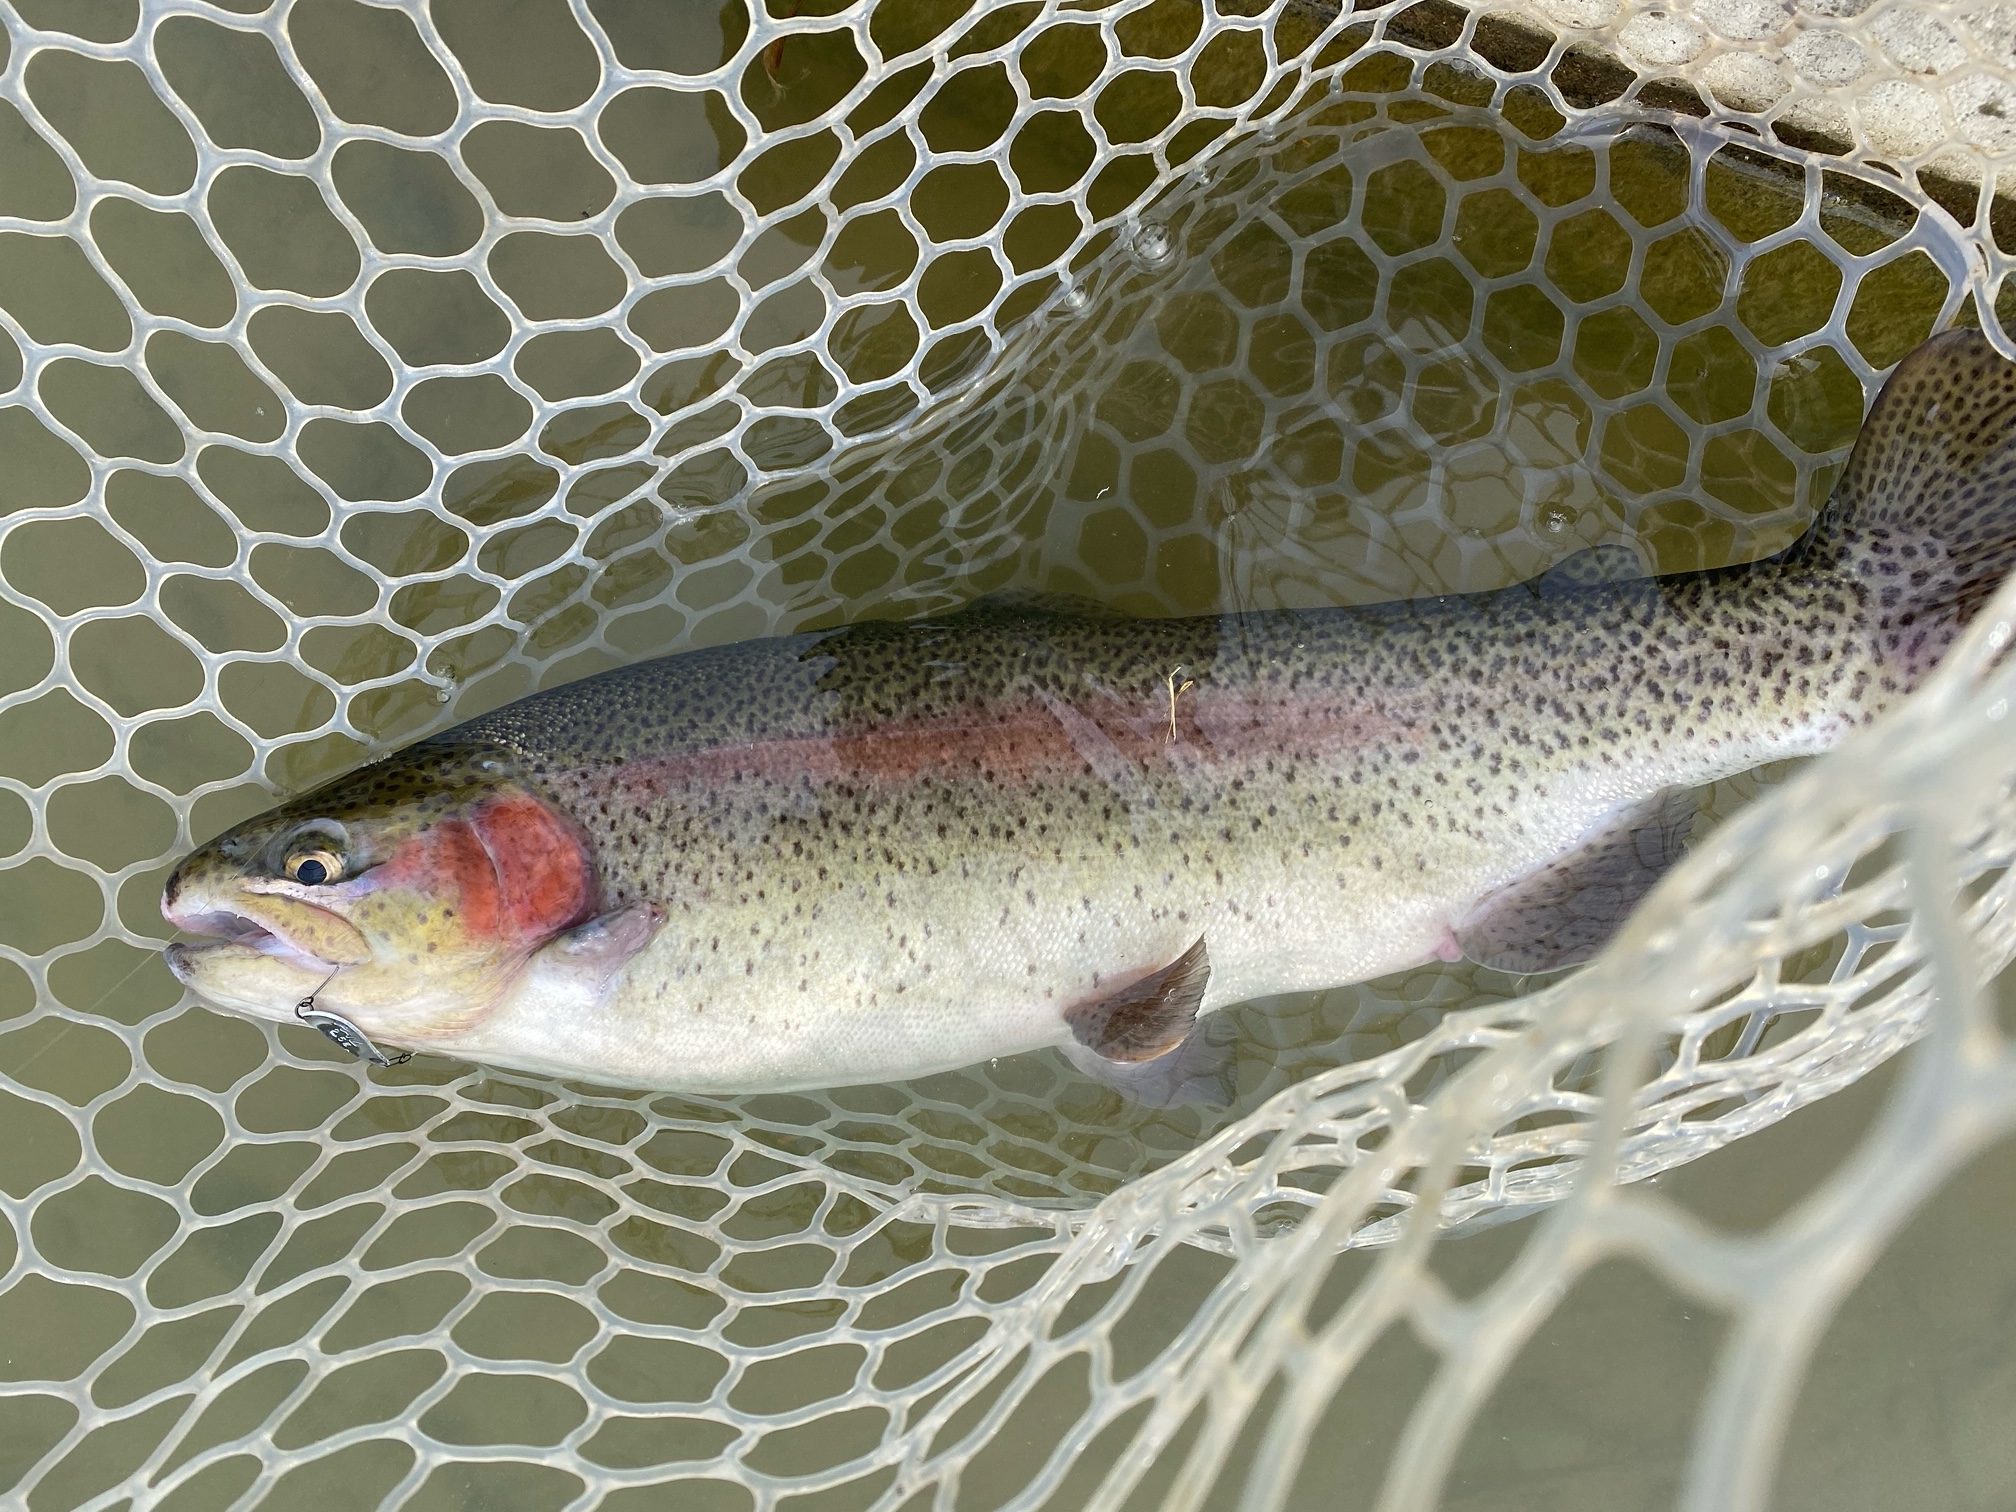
[
  {"x1": 956, "y1": 587, "x2": 1129, "y2": 621},
  {"x1": 1528, "y1": 542, "x2": 1654, "y2": 596}
]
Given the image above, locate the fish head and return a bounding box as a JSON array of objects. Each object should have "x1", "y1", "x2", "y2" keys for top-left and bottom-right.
[{"x1": 162, "y1": 743, "x2": 596, "y2": 1040}]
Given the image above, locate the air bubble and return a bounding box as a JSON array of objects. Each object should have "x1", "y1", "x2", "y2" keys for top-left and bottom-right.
[
  {"x1": 1082, "y1": 1231, "x2": 1133, "y2": 1284},
  {"x1": 1128, "y1": 219, "x2": 1175, "y2": 269},
  {"x1": 1540, "y1": 502, "x2": 1575, "y2": 535}
]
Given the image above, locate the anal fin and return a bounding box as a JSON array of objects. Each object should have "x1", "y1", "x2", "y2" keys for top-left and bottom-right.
[
  {"x1": 1062, "y1": 937, "x2": 1233, "y2": 1105},
  {"x1": 1456, "y1": 790, "x2": 1696, "y2": 975}
]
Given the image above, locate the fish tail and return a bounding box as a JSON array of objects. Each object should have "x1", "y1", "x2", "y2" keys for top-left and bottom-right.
[{"x1": 1800, "y1": 329, "x2": 2016, "y2": 657}]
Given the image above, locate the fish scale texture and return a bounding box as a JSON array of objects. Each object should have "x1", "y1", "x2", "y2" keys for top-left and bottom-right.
[{"x1": 0, "y1": 1, "x2": 2015, "y2": 1510}]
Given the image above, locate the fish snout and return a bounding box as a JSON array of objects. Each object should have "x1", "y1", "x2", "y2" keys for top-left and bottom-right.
[
  {"x1": 161, "y1": 850, "x2": 234, "y2": 934},
  {"x1": 160, "y1": 853, "x2": 209, "y2": 932}
]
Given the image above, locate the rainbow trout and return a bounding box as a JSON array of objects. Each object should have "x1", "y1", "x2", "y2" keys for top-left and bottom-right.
[{"x1": 163, "y1": 332, "x2": 2016, "y2": 1098}]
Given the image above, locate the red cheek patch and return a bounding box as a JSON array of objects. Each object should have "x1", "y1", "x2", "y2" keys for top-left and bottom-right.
[
  {"x1": 468, "y1": 790, "x2": 595, "y2": 944},
  {"x1": 388, "y1": 820, "x2": 504, "y2": 942},
  {"x1": 371, "y1": 791, "x2": 593, "y2": 950}
]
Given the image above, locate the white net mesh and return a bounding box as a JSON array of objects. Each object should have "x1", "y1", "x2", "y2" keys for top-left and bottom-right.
[{"x1": 2, "y1": 0, "x2": 2015, "y2": 1507}]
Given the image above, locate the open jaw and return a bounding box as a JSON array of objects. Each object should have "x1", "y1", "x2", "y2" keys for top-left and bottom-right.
[{"x1": 167, "y1": 902, "x2": 349, "y2": 976}]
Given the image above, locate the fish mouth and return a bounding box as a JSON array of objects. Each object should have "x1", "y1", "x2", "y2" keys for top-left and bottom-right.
[
  {"x1": 164, "y1": 894, "x2": 369, "y2": 976},
  {"x1": 170, "y1": 911, "x2": 331, "y2": 972}
]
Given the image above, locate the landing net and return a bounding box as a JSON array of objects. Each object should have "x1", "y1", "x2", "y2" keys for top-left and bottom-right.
[{"x1": 1, "y1": 0, "x2": 2013, "y2": 1508}]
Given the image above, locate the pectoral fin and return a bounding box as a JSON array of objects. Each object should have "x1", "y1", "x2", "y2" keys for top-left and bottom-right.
[
  {"x1": 1061, "y1": 937, "x2": 1234, "y2": 1105},
  {"x1": 1456, "y1": 790, "x2": 1696, "y2": 975},
  {"x1": 532, "y1": 903, "x2": 664, "y2": 996}
]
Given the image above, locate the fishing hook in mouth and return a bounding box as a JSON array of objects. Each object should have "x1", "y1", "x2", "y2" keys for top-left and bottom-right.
[{"x1": 293, "y1": 969, "x2": 412, "y2": 1068}]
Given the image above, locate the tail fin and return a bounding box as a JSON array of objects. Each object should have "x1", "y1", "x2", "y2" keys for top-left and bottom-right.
[{"x1": 1810, "y1": 329, "x2": 2016, "y2": 635}]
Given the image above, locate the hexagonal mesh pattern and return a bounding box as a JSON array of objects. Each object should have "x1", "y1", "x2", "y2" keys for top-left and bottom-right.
[{"x1": 1, "y1": 0, "x2": 2014, "y2": 1508}]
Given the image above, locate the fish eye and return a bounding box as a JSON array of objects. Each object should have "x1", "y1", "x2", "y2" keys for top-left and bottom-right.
[{"x1": 284, "y1": 849, "x2": 344, "y2": 886}]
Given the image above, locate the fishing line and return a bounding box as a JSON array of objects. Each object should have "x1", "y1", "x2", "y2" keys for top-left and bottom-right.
[{"x1": 12, "y1": 927, "x2": 195, "y2": 1077}]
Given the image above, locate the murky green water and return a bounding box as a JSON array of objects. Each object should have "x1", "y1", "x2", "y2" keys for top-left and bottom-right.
[{"x1": 1, "y1": 1, "x2": 2010, "y2": 1507}]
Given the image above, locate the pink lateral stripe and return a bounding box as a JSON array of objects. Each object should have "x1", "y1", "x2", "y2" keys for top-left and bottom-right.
[{"x1": 595, "y1": 690, "x2": 1411, "y2": 794}]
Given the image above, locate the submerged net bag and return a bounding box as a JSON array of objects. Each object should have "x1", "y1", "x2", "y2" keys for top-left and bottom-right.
[{"x1": 2, "y1": 0, "x2": 2015, "y2": 1507}]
